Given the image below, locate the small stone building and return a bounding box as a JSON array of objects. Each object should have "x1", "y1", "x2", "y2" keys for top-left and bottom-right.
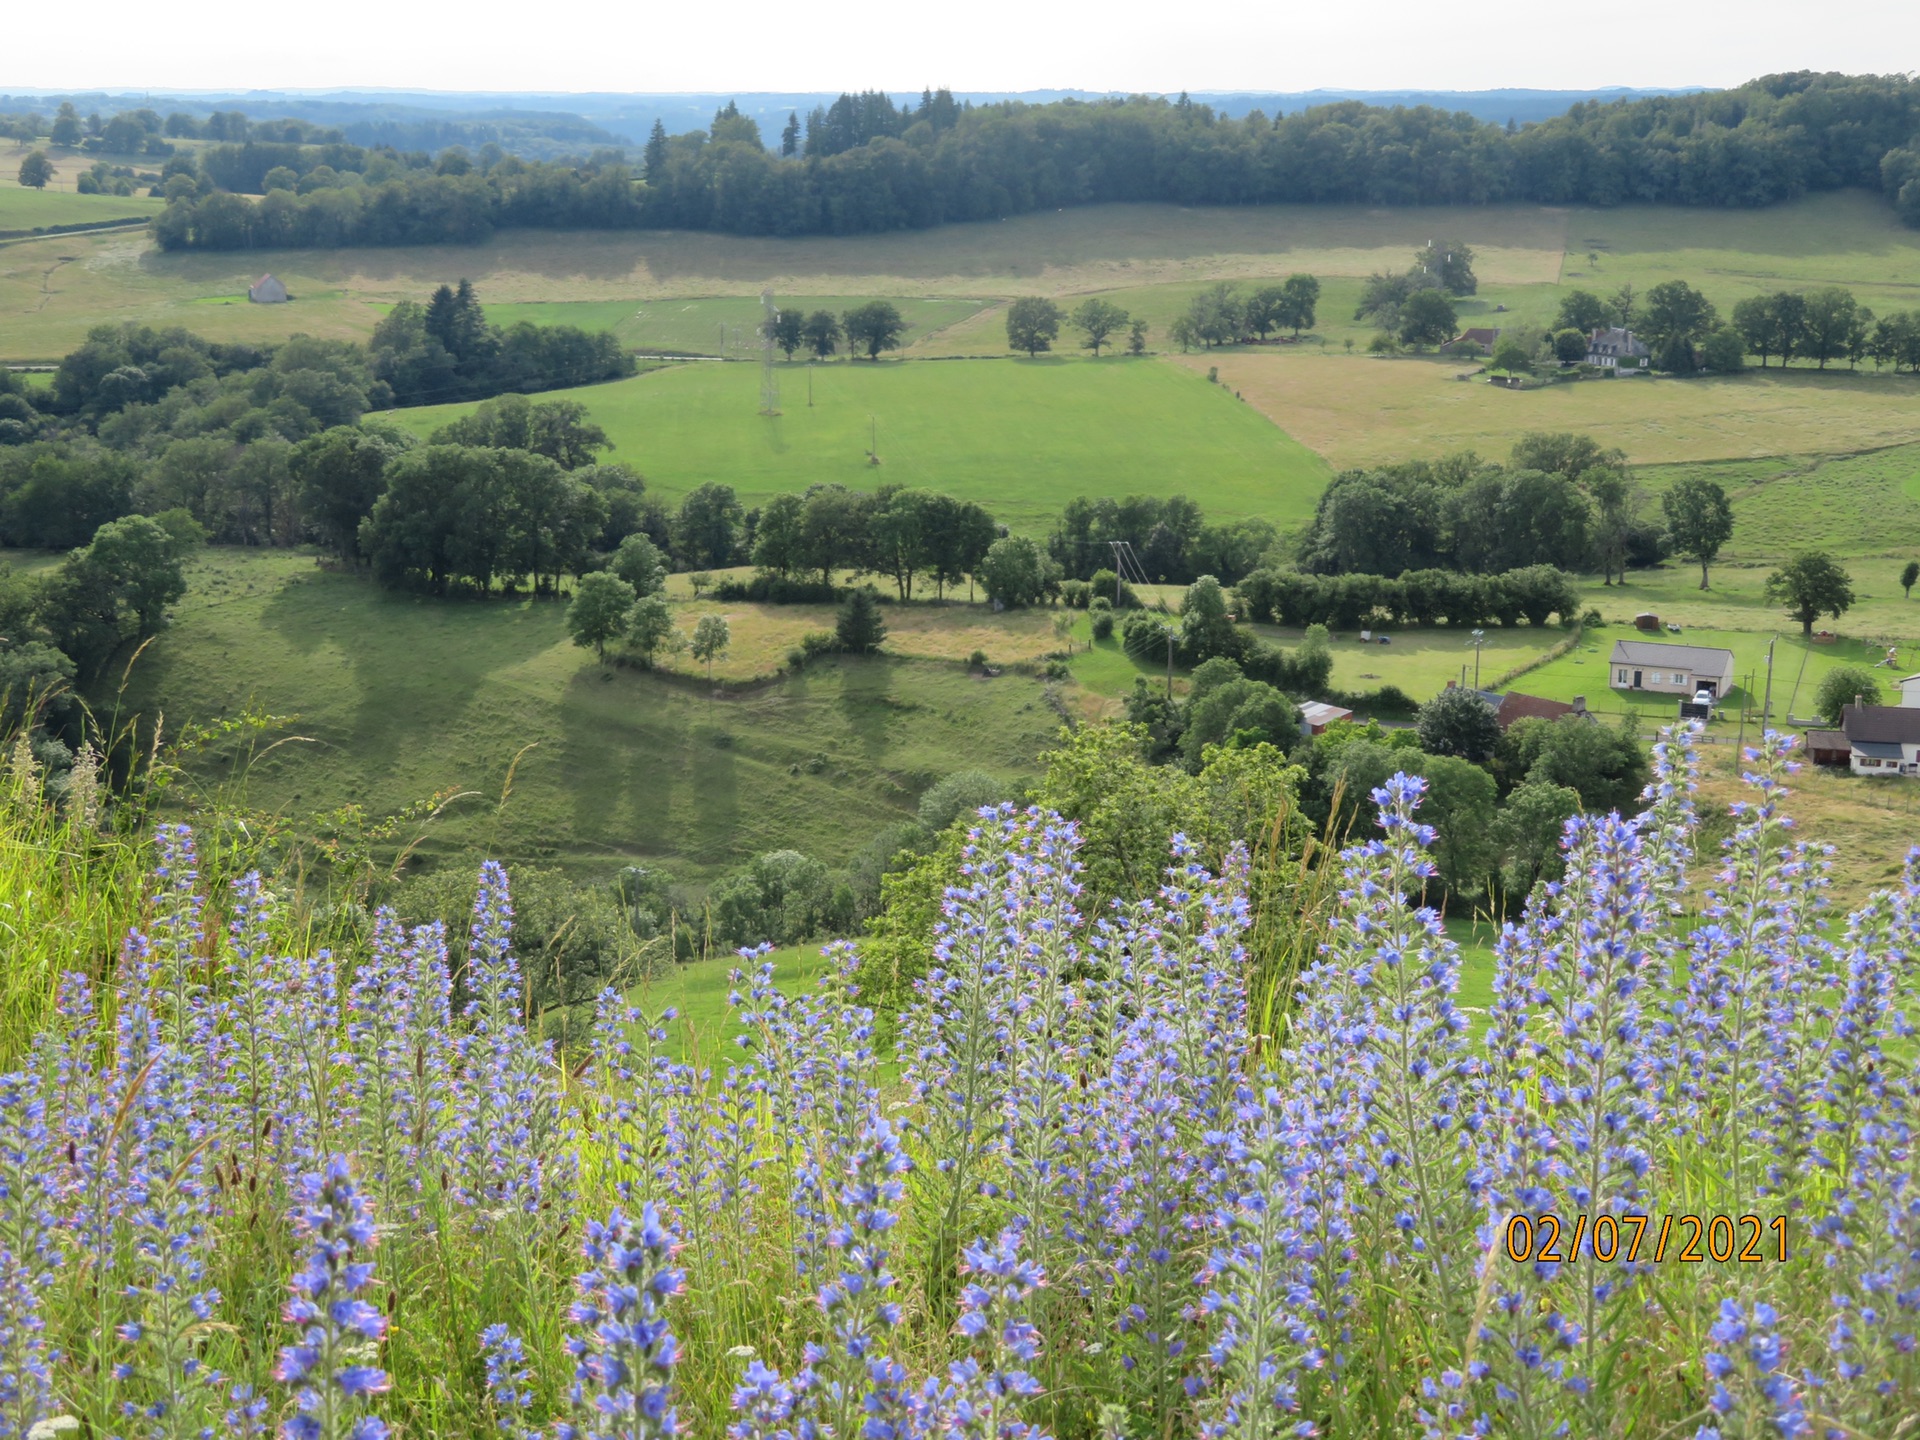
[{"x1": 248, "y1": 274, "x2": 288, "y2": 304}]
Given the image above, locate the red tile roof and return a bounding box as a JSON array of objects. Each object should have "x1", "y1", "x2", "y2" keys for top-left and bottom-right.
[{"x1": 1494, "y1": 692, "x2": 1576, "y2": 729}]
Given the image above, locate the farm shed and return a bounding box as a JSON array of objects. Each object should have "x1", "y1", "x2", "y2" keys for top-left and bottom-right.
[
  {"x1": 1456, "y1": 327, "x2": 1501, "y2": 349},
  {"x1": 1802, "y1": 729, "x2": 1852, "y2": 767},
  {"x1": 1609, "y1": 640, "x2": 1735, "y2": 698},
  {"x1": 1898, "y1": 672, "x2": 1920, "y2": 708},
  {"x1": 1298, "y1": 701, "x2": 1353, "y2": 736},
  {"x1": 1838, "y1": 704, "x2": 1920, "y2": 777},
  {"x1": 248, "y1": 274, "x2": 288, "y2": 304}
]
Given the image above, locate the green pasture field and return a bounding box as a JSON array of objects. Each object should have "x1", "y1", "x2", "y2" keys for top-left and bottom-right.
[
  {"x1": 0, "y1": 548, "x2": 63, "y2": 576},
  {"x1": 481, "y1": 295, "x2": 992, "y2": 356},
  {"x1": 1248, "y1": 621, "x2": 1566, "y2": 699},
  {"x1": 1576, "y1": 560, "x2": 1920, "y2": 645},
  {"x1": 1632, "y1": 446, "x2": 1920, "y2": 562},
  {"x1": 113, "y1": 549, "x2": 1062, "y2": 884},
  {"x1": 384, "y1": 355, "x2": 1333, "y2": 531},
  {"x1": 629, "y1": 942, "x2": 837, "y2": 1061},
  {"x1": 0, "y1": 186, "x2": 161, "y2": 233},
  {"x1": 1513, "y1": 624, "x2": 1895, "y2": 725}
]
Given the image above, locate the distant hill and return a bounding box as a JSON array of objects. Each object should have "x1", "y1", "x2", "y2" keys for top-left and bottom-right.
[{"x1": 1, "y1": 86, "x2": 1707, "y2": 153}]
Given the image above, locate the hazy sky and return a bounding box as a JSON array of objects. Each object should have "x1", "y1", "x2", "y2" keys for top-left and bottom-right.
[{"x1": 6, "y1": 0, "x2": 1917, "y2": 95}]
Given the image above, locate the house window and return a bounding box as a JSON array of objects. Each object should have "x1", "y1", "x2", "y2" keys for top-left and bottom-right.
[{"x1": 1616, "y1": 669, "x2": 1627, "y2": 683}]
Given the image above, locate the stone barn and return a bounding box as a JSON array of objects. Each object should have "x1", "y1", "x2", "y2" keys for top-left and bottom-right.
[{"x1": 248, "y1": 274, "x2": 289, "y2": 304}]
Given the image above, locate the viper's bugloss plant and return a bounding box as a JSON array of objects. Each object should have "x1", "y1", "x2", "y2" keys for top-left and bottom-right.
[
  {"x1": 10, "y1": 729, "x2": 1920, "y2": 1440},
  {"x1": 275, "y1": 1157, "x2": 390, "y2": 1440}
]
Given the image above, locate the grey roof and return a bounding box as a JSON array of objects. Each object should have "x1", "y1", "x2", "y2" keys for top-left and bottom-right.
[
  {"x1": 1853, "y1": 740, "x2": 1906, "y2": 759},
  {"x1": 1802, "y1": 728, "x2": 1849, "y2": 750},
  {"x1": 1587, "y1": 326, "x2": 1650, "y2": 357},
  {"x1": 1608, "y1": 639, "x2": 1736, "y2": 671},
  {"x1": 1842, "y1": 704, "x2": 1920, "y2": 745}
]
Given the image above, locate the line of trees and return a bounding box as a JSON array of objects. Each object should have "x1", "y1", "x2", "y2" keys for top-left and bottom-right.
[
  {"x1": 1233, "y1": 563, "x2": 1583, "y2": 630},
  {"x1": 139, "y1": 74, "x2": 1920, "y2": 252},
  {"x1": 1047, "y1": 494, "x2": 1280, "y2": 586},
  {"x1": 1731, "y1": 288, "x2": 1920, "y2": 371},
  {"x1": 749, "y1": 485, "x2": 998, "y2": 599},
  {"x1": 1168, "y1": 276, "x2": 1322, "y2": 351}
]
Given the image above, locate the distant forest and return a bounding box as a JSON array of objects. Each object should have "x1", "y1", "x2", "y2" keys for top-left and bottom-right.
[{"x1": 111, "y1": 72, "x2": 1920, "y2": 249}]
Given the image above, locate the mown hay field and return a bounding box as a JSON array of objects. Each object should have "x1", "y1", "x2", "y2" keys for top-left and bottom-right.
[{"x1": 1186, "y1": 352, "x2": 1920, "y2": 502}]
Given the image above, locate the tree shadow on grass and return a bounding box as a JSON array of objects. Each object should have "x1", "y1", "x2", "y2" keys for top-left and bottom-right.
[
  {"x1": 834, "y1": 655, "x2": 897, "y2": 764},
  {"x1": 257, "y1": 574, "x2": 562, "y2": 792}
]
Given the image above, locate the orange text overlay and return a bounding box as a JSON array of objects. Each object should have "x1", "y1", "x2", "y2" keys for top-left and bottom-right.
[{"x1": 1503, "y1": 1214, "x2": 1789, "y2": 1265}]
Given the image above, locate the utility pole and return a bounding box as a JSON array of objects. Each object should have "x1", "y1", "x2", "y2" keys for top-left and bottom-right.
[
  {"x1": 1165, "y1": 622, "x2": 1176, "y2": 699},
  {"x1": 1469, "y1": 628, "x2": 1486, "y2": 689},
  {"x1": 1761, "y1": 638, "x2": 1777, "y2": 732}
]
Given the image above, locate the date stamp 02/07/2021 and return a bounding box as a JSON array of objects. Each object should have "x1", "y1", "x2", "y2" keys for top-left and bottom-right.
[{"x1": 1503, "y1": 1213, "x2": 1790, "y2": 1265}]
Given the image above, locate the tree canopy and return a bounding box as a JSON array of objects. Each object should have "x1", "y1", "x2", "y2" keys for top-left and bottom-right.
[{"x1": 1766, "y1": 551, "x2": 1855, "y2": 636}]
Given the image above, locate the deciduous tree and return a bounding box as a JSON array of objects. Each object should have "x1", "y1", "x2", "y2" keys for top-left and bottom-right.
[
  {"x1": 1640, "y1": 280, "x2": 1718, "y2": 365},
  {"x1": 1005, "y1": 297, "x2": 1063, "y2": 356},
  {"x1": 978, "y1": 535, "x2": 1058, "y2": 608},
  {"x1": 1814, "y1": 665, "x2": 1883, "y2": 724},
  {"x1": 690, "y1": 613, "x2": 730, "y2": 681},
  {"x1": 16, "y1": 151, "x2": 53, "y2": 189},
  {"x1": 609, "y1": 533, "x2": 667, "y2": 595},
  {"x1": 1662, "y1": 477, "x2": 1735, "y2": 589},
  {"x1": 626, "y1": 592, "x2": 679, "y2": 668},
  {"x1": 673, "y1": 482, "x2": 743, "y2": 569},
  {"x1": 567, "y1": 571, "x2": 634, "y2": 662},
  {"x1": 1416, "y1": 685, "x2": 1500, "y2": 762},
  {"x1": 1279, "y1": 273, "x2": 1321, "y2": 335},
  {"x1": 1070, "y1": 298, "x2": 1128, "y2": 355},
  {"x1": 1398, "y1": 289, "x2": 1458, "y2": 349},
  {"x1": 771, "y1": 308, "x2": 805, "y2": 360},
  {"x1": 802, "y1": 310, "x2": 842, "y2": 359},
  {"x1": 842, "y1": 301, "x2": 906, "y2": 360},
  {"x1": 1554, "y1": 290, "x2": 1612, "y2": 334},
  {"x1": 1766, "y1": 551, "x2": 1855, "y2": 637}
]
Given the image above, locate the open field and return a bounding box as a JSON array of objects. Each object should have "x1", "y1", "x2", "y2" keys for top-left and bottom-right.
[
  {"x1": 386, "y1": 355, "x2": 1332, "y2": 529},
  {"x1": 118, "y1": 549, "x2": 1065, "y2": 884},
  {"x1": 630, "y1": 941, "x2": 837, "y2": 1060},
  {"x1": 1252, "y1": 620, "x2": 1565, "y2": 697},
  {"x1": 1575, "y1": 561, "x2": 1920, "y2": 643},
  {"x1": 0, "y1": 186, "x2": 162, "y2": 233},
  {"x1": 0, "y1": 187, "x2": 1907, "y2": 359},
  {"x1": 1181, "y1": 351, "x2": 1920, "y2": 474}
]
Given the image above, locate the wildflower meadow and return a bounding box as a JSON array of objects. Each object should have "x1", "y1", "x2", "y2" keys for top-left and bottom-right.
[{"x1": 1, "y1": 725, "x2": 1916, "y2": 1440}]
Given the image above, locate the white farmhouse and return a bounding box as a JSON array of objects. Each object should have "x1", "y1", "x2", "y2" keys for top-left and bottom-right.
[
  {"x1": 1608, "y1": 640, "x2": 1736, "y2": 698},
  {"x1": 1838, "y1": 704, "x2": 1920, "y2": 777}
]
